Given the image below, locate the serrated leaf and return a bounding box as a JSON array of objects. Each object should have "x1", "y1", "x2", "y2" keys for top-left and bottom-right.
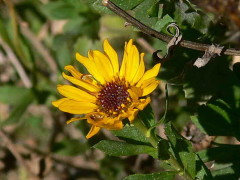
[
  {"x1": 112, "y1": 126, "x2": 149, "y2": 144},
  {"x1": 164, "y1": 122, "x2": 196, "y2": 178},
  {"x1": 173, "y1": 0, "x2": 213, "y2": 34},
  {"x1": 153, "y1": 14, "x2": 174, "y2": 32},
  {"x1": 134, "y1": 0, "x2": 158, "y2": 27},
  {"x1": 92, "y1": 0, "x2": 144, "y2": 13},
  {"x1": 191, "y1": 99, "x2": 240, "y2": 140},
  {"x1": 111, "y1": 0, "x2": 145, "y2": 10},
  {"x1": 92, "y1": 0, "x2": 111, "y2": 14},
  {"x1": 123, "y1": 171, "x2": 177, "y2": 180},
  {"x1": 94, "y1": 140, "x2": 157, "y2": 158},
  {"x1": 179, "y1": 152, "x2": 196, "y2": 178}
]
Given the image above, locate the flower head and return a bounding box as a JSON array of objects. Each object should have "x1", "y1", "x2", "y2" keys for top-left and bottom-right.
[{"x1": 52, "y1": 39, "x2": 160, "y2": 138}]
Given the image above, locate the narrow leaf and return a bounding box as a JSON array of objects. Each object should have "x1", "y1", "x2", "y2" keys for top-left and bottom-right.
[
  {"x1": 94, "y1": 140, "x2": 157, "y2": 158},
  {"x1": 124, "y1": 171, "x2": 177, "y2": 180}
]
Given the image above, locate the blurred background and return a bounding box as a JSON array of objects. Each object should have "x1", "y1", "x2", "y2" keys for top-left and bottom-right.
[{"x1": 0, "y1": 0, "x2": 240, "y2": 179}]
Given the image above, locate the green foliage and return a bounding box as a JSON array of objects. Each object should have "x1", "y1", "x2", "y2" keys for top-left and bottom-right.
[
  {"x1": 191, "y1": 99, "x2": 240, "y2": 140},
  {"x1": 1, "y1": 0, "x2": 240, "y2": 179},
  {"x1": 112, "y1": 126, "x2": 149, "y2": 144},
  {"x1": 52, "y1": 138, "x2": 88, "y2": 156},
  {"x1": 94, "y1": 140, "x2": 158, "y2": 158},
  {"x1": 124, "y1": 171, "x2": 177, "y2": 180}
]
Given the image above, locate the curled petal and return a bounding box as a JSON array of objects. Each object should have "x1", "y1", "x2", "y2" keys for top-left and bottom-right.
[{"x1": 86, "y1": 125, "x2": 101, "y2": 139}]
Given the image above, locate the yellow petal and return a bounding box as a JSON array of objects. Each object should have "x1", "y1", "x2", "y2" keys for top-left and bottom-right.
[
  {"x1": 66, "y1": 117, "x2": 86, "y2": 124},
  {"x1": 52, "y1": 98, "x2": 68, "y2": 108},
  {"x1": 104, "y1": 40, "x2": 119, "y2": 75},
  {"x1": 128, "y1": 87, "x2": 143, "y2": 101},
  {"x1": 62, "y1": 72, "x2": 99, "y2": 92},
  {"x1": 140, "y1": 78, "x2": 156, "y2": 88},
  {"x1": 76, "y1": 53, "x2": 105, "y2": 84},
  {"x1": 107, "y1": 120, "x2": 123, "y2": 130},
  {"x1": 127, "y1": 109, "x2": 139, "y2": 122},
  {"x1": 125, "y1": 45, "x2": 140, "y2": 83},
  {"x1": 132, "y1": 53, "x2": 145, "y2": 84},
  {"x1": 120, "y1": 40, "x2": 131, "y2": 78},
  {"x1": 64, "y1": 65, "x2": 83, "y2": 79},
  {"x1": 142, "y1": 80, "x2": 160, "y2": 96},
  {"x1": 91, "y1": 50, "x2": 114, "y2": 81},
  {"x1": 86, "y1": 125, "x2": 100, "y2": 139},
  {"x1": 57, "y1": 85, "x2": 96, "y2": 102},
  {"x1": 58, "y1": 99, "x2": 97, "y2": 114},
  {"x1": 137, "y1": 97, "x2": 151, "y2": 110},
  {"x1": 126, "y1": 39, "x2": 133, "y2": 52},
  {"x1": 137, "y1": 63, "x2": 161, "y2": 87}
]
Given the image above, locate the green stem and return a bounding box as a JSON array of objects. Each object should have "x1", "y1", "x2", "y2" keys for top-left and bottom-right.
[
  {"x1": 133, "y1": 118, "x2": 194, "y2": 180},
  {"x1": 167, "y1": 155, "x2": 194, "y2": 180},
  {"x1": 133, "y1": 118, "x2": 158, "y2": 148}
]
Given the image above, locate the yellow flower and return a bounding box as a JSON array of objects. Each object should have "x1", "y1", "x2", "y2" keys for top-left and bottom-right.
[{"x1": 52, "y1": 39, "x2": 161, "y2": 138}]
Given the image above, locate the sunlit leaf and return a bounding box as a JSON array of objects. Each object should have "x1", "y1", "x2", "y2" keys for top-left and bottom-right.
[
  {"x1": 124, "y1": 171, "x2": 177, "y2": 180},
  {"x1": 94, "y1": 140, "x2": 158, "y2": 158}
]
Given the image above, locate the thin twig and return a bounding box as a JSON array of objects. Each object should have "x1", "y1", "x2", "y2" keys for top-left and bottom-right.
[
  {"x1": 23, "y1": 143, "x2": 99, "y2": 171},
  {"x1": 20, "y1": 21, "x2": 58, "y2": 80},
  {"x1": 136, "y1": 38, "x2": 156, "y2": 54},
  {"x1": 0, "y1": 37, "x2": 32, "y2": 88},
  {"x1": 103, "y1": 0, "x2": 240, "y2": 56},
  {"x1": 0, "y1": 130, "x2": 40, "y2": 179}
]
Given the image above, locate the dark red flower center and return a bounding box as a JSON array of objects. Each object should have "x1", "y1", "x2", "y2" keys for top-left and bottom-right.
[{"x1": 98, "y1": 81, "x2": 130, "y2": 115}]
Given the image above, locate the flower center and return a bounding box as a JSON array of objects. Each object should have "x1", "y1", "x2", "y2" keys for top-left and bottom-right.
[{"x1": 98, "y1": 81, "x2": 130, "y2": 116}]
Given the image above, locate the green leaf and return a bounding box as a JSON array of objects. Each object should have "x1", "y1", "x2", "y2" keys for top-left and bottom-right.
[
  {"x1": 41, "y1": 1, "x2": 79, "y2": 19},
  {"x1": 191, "y1": 99, "x2": 240, "y2": 140},
  {"x1": 179, "y1": 152, "x2": 196, "y2": 178},
  {"x1": 92, "y1": 0, "x2": 144, "y2": 13},
  {"x1": 94, "y1": 140, "x2": 157, "y2": 158},
  {"x1": 92, "y1": 0, "x2": 111, "y2": 14},
  {"x1": 111, "y1": 0, "x2": 145, "y2": 10},
  {"x1": 134, "y1": 0, "x2": 158, "y2": 28},
  {"x1": 212, "y1": 163, "x2": 240, "y2": 180},
  {"x1": 152, "y1": 14, "x2": 174, "y2": 32},
  {"x1": 66, "y1": 0, "x2": 89, "y2": 13},
  {"x1": 112, "y1": 126, "x2": 149, "y2": 144},
  {"x1": 0, "y1": 19, "x2": 11, "y2": 45},
  {"x1": 158, "y1": 139, "x2": 170, "y2": 160},
  {"x1": 52, "y1": 139, "x2": 88, "y2": 156},
  {"x1": 73, "y1": 36, "x2": 102, "y2": 57},
  {"x1": 123, "y1": 171, "x2": 177, "y2": 180},
  {"x1": 52, "y1": 35, "x2": 72, "y2": 70},
  {"x1": 197, "y1": 145, "x2": 240, "y2": 163},
  {"x1": 0, "y1": 90, "x2": 35, "y2": 126},
  {"x1": 164, "y1": 122, "x2": 196, "y2": 178},
  {"x1": 138, "y1": 104, "x2": 155, "y2": 128},
  {"x1": 195, "y1": 155, "x2": 213, "y2": 180},
  {"x1": 0, "y1": 86, "x2": 31, "y2": 105},
  {"x1": 63, "y1": 17, "x2": 86, "y2": 36}
]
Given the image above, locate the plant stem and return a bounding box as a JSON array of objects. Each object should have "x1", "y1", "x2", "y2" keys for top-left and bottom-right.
[
  {"x1": 133, "y1": 118, "x2": 159, "y2": 148},
  {"x1": 103, "y1": 0, "x2": 240, "y2": 56},
  {"x1": 133, "y1": 118, "x2": 194, "y2": 180}
]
